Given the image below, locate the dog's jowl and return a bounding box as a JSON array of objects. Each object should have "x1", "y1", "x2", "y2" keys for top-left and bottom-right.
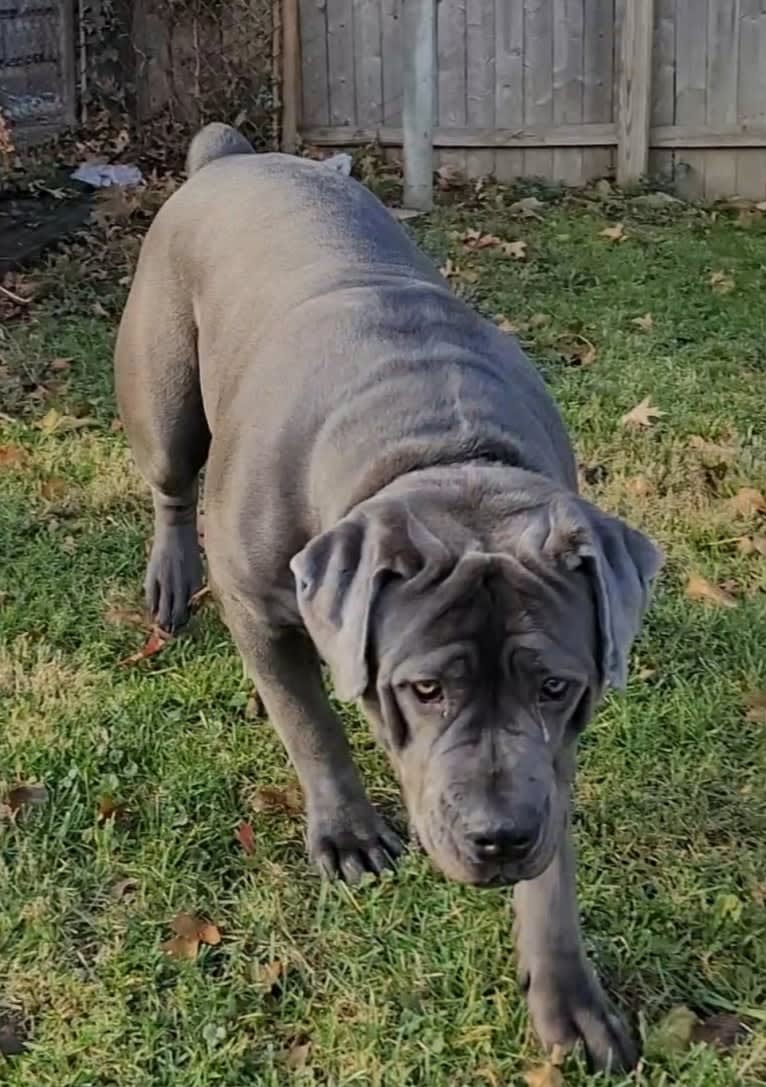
[{"x1": 115, "y1": 123, "x2": 662, "y2": 1072}]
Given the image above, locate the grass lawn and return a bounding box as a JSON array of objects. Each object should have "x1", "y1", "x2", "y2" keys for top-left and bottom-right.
[{"x1": 1, "y1": 179, "x2": 765, "y2": 1086}]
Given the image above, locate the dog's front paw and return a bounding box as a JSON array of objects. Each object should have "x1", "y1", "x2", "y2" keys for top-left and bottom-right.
[
  {"x1": 145, "y1": 523, "x2": 203, "y2": 632},
  {"x1": 523, "y1": 956, "x2": 638, "y2": 1074},
  {"x1": 307, "y1": 798, "x2": 404, "y2": 884}
]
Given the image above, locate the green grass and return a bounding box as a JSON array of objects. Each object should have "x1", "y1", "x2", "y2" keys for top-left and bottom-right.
[{"x1": 1, "y1": 186, "x2": 766, "y2": 1086}]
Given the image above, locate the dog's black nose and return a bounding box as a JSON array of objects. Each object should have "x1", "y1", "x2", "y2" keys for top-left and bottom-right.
[{"x1": 470, "y1": 821, "x2": 538, "y2": 862}]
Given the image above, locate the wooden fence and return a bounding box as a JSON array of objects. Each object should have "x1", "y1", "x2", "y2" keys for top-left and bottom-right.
[{"x1": 291, "y1": 0, "x2": 766, "y2": 200}]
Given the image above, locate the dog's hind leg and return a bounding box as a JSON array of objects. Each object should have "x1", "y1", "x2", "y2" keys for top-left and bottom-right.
[{"x1": 114, "y1": 268, "x2": 209, "y2": 632}]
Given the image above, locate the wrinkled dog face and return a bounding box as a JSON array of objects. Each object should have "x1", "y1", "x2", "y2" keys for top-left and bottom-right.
[
  {"x1": 292, "y1": 483, "x2": 662, "y2": 888},
  {"x1": 361, "y1": 557, "x2": 599, "y2": 885}
]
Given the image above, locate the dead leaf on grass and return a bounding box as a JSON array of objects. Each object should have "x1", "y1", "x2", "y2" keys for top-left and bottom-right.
[
  {"x1": 104, "y1": 604, "x2": 147, "y2": 627},
  {"x1": 285, "y1": 1037, "x2": 312, "y2": 1070},
  {"x1": 626, "y1": 474, "x2": 653, "y2": 497},
  {"x1": 4, "y1": 782, "x2": 49, "y2": 814},
  {"x1": 118, "y1": 626, "x2": 171, "y2": 666},
  {"x1": 685, "y1": 573, "x2": 737, "y2": 608},
  {"x1": 245, "y1": 691, "x2": 265, "y2": 719},
  {"x1": 162, "y1": 912, "x2": 221, "y2": 961},
  {"x1": 38, "y1": 408, "x2": 97, "y2": 434},
  {"x1": 524, "y1": 1062, "x2": 564, "y2": 1087},
  {"x1": 461, "y1": 228, "x2": 503, "y2": 250},
  {"x1": 254, "y1": 959, "x2": 285, "y2": 990},
  {"x1": 620, "y1": 397, "x2": 665, "y2": 428},
  {"x1": 744, "y1": 691, "x2": 766, "y2": 724},
  {"x1": 0, "y1": 1016, "x2": 26, "y2": 1056},
  {"x1": 111, "y1": 877, "x2": 138, "y2": 899},
  {"x1": 494, "y1": 315, "x2": 521, "y2": 334},
  {"x1": 0, "y1": 444, "x2": 27, "y2": 469},
  {"x1": 92, "y1": 301, "x2": 109, "y2": 318},
  {"x1": 600, "y1": 222, "x2": 627, "y2": 242},
  {"x1": 235, "y1": 821, "x2": 256, "y2": 855},
  {"x1": 691, "y1": 1013, "x2": 747, "y2": 1051},
  {"x1": 251, "y1": 783, "x2": 303, "y2": 815},
  {"x1": 688, "y1": 435, "x2": 738, "y2": 466},
  {"x1": 559, "y1": 336, "x2": 597, "y2": 367},
  {"x1": 632, "y1": 312, "x2": 654, "y2": 332},
  {"x1": 49, "y1": 357, "x2": 74, "y2": 372},
  {"x1": 709, "y1": 271, "x2": 735, "y2": 295},
  {"x1": 110, "y1": 417, "x2": 124, "y2": 432},
  {"x1": 97, "y1": 794, "x2": 130, "y2": 825},
  {"x1": 735, "y1": 535, "x2": 766, "y2": 556},
  {"x1": 528, "y1": 313, "x2": 549, "y2": 328},
  {"x1": 440, "y1": 258, "x2": 479, "y2": 283},
  {"x1": 508, "y1": 195, "x2": 545, "y2": 218},
  {"x1": 39, "y1": 477, "x2": 69, "y2": 501},
  {"x1": 728, "y1": 487, "x2": 766, "y2": 518},
  {"x1": 189, "y1": 585, "x2": 212, "y2": 611},
  {"x1": 501, "y1": 239, "x2": 527, "y2": 260}
]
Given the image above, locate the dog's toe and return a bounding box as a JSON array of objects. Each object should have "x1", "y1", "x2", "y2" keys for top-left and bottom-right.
[
  {"x1": 308, "y1": 802, "x2": 404, "y2": 883},
  {"x1": 145, "y1": 525, "x2": 203, "y2": 633}
]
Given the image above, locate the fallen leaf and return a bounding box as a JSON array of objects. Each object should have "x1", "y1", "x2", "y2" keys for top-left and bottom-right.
[
  {"x1": 118, "y1": 626, "x2": 171, "y2": 666},
  {"x1": 626, "y1": 474, "x2": 653, "y2": 497},
  {"x1": 92, "y1": 301, "x2": 109, "y2": 318},
  {"x1": 252, "y1": 784, "x2": 303, "y2": 815},
  {"x1": 62, "y1": 535, "x2": 77, "y2": 556},
  {"x1": 285, "y1": 1038, "x2": 312, "y2": 1070},
  {"x1": 508, "y1": 195, "x2": 545, "y2": 218},
  {"x1": 620, "y1": 397, "x2": 666, "y2": 428},
  {"x1": 649, "y1": 1004, "x2": 699, "y2": 1054},
  {"x1": 632, "y1": 312, "x2": 654, "y2": 332},
  {"x1": 255, "y1": 959, "x2": 285, "y2": 990},
  {"x1": 0, "y1": 444, "x2": 27, "y2": 468},
  {"x1": 197, "y1": 920, "x2": 222, "y2": 946},
  {"x1": 559, "y1": 336, "x2": 597, "y2": 367},
  {"x1": 245, "y1": 692, "x2": 265, "y2": 719},
  {"x1": 162, "y1": 912, "x2": 221, "y2": 960},
  {"x1": 600, "y1": 222, "x2": 626, "y2": 242},
  {"x1": 685, "y1": 573, "x2": 737, "y2": 608},
  {"x1": 494, "y1": 315, "x2": 521, "y2": 334},
  {"x1": 744, "y1": 691, "x2": 766, "y2": 724},
  {"x1": 461, "y1": 229, "x2": 504, "y2": 250},
  {"x1": 189, "y1": 585, "x2": 211, "y2": 611},
  {"x1": 524, "y1": 1062, "x2": 564, "y2": 1087},
  {"x1": 729, "y1": 487, "x2": 766, "y2": 518},
  {"x1": 161, "y1": 934, "x2": 200, "y2": 961},
  {"x1": 38, "y1": 408, "x2": 97, "y2": 434},
  {"x1": 529, "y1": 313, "x2": 549, "y2": 328},
  {"x1": 236, "y1": 821, "x2": 256, "y2": 854},
  {"x1": 110, "y1": 418, "x2": 124, "y2": 432},
  {"x1": 637, "y1": 665, "x2": 657, "y2": 682},
  {"x1": 49, "y1": 356, "x2": 74, "y2": 372},
  {"x1": 104, "y1": 605, "x2": 146, "y2": 627},
  {"x1": 0, "y1": 1016, "x2": 26, "y2": 1056},
  {"x1": 5, "y1": 782, "x2": 49, "y2": 814},
  {"x1": 111, "y1": 877, "x2": 138, "y2": 899},
  {"x1": 709, "y1": 270, "x2": 735, "y2": 294},
  {"x1": 691, "y1": 1013, "x2": 747, "y2": 1051},
  {"x1": 436, "y1": 163, "x2": 464, "y2": 190},
  {"x1": 97, "y1": 794, "x2": 129, "y2": 825},
  {"x1": 501, "y1": 239, "x2": 527, "y2": 260},
  {"x1": 689, "y1": 435, "x2": 738, "y2": 466},
  {"x1": 39, "y1": 477, "x2": 69, "y2": 501}
]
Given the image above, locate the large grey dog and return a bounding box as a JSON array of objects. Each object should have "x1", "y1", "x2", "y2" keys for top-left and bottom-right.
[{"x1": 115, "y1": 123, "x2": 662, "y2": 1071}]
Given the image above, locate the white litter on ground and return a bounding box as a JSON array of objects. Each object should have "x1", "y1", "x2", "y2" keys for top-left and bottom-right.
[{"x1": 70, "y1": 163, "x2": 144, "y2": 188}]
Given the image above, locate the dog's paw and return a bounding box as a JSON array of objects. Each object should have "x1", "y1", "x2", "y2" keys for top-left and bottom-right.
[
  {"x1": 307, "y1": 800, "x2": 405, "y2": 884},
  {"x1": 523, "y1": 956, "x2": 638, "y2": 1074},
  {"x1": 145, "y1": 524, "x2": 203, "y2": 633}
]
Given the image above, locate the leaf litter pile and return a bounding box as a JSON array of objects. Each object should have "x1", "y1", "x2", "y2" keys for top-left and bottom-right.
[{"x1": 1, "y1": 161, "x2": 766, "y2": 1083}]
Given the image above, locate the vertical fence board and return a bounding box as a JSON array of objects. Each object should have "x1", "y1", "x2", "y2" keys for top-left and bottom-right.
[
  {"x1": 354, "y1": 0, "x2": 383, "y2": 125},
  {"x1": 494, "y1": 0, "x2": 524, "y2": 181},
  {"x1": 553, "y1": 0, "x2": 585, "y2": 185},
  {"x1": 299, "y1": 0, "x2": 329, "y2": 125},
  {"x1": 705, "y1": 0, "x2": 740, "y2": 198},
  {"x1": 675, "y1": 0, "x2": 707, "y2": 198},
  {"x1": 650, "y1": 0, "x2": 675, "y2": 181},
  {"x1": 736, "y1": 0, "x2": 766, "y2": 199},
  {"x1": 466, "y1": 0, "x2": 496, "y2": 178},
  {"x1": 617, "y1": 0, "x2": 654, "y2": 184},
  {"x1": 582, "y1": 0, "x2": 614, "y2": 180},
  {"x1": 524, "y1": 0, "x2": 554, "y2": 179},
  {"x1": 437, "y1": 0, "x2": 468, "y2": 176},
  {"x1": 327, "y1": 0, "x2": 355, "y2": 125},
  {"x1": 381, "y1": 0, "x2": 402, "y2": 124}
]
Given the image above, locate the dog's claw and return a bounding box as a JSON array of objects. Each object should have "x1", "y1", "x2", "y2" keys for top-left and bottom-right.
[
  {"x1": 144, "y1": 523, "x2": 203, "y2": 633},
  {"x1": 308, "y1": 802, "x2": 404, "y2": 883}
]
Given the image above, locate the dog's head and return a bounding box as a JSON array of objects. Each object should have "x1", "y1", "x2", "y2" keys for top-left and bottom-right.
[{"x1": 291, "y1": 476, "x2": 662, "y2": 886}]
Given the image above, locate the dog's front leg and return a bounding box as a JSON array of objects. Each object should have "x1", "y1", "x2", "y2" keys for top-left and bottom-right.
[
  {"x1": 514, "y1": 798, "x2": 638, "y2": 1073},
  {"x1": 223, "y1": 595, "x2": 403, "y2": 883}
]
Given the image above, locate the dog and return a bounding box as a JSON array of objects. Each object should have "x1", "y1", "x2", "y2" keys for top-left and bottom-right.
[{"x1": 115, "y1": 123, "x2": 662, "y2": 1072}]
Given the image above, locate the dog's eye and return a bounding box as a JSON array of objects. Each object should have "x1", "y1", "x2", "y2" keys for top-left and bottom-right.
[
  {"x1": 540, "y1": 677, "x2": 570, "y2": 702},
  {"x1": 412, "y1": 680, "x2": 443, "y2": 704}
]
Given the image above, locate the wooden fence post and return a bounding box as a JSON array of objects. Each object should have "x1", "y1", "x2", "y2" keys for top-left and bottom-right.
[
  {"x1": 617, "y1": 0, "x2": 655, "y2": 185},
  {"x1": 280, "y1": 0, "x2": 301, "y2": 153},
  {"x1": 402, "y1": 0, "x2": 436, "y2": 210}
]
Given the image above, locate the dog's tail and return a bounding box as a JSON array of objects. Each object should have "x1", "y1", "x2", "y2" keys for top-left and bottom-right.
[{"x1": 186, "y1": 122, "x2": 254, "y2": 177}]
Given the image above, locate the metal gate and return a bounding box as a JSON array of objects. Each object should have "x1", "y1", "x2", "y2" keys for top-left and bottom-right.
[{"x1": 0, "y1": 0, "x2": 75, "y2": 143}]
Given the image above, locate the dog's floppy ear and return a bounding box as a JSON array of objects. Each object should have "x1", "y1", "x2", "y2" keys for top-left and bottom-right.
[
  {"x1": 538, "y1": 496, "x2": 663, "y2": 689},
  {"x1": 290, "y1": 502, "x2": 451, "y2": 701}
]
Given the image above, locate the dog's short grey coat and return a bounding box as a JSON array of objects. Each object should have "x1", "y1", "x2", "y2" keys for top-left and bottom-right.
[{"x1": 115, "y1": 123, "x2": 663, "y2": 1072}]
